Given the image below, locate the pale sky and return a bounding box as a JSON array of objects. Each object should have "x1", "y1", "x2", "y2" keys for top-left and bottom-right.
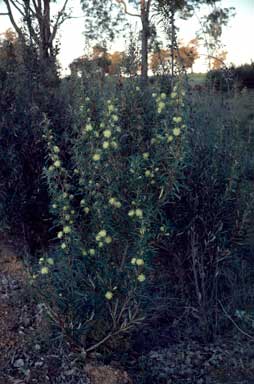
[{"x1": 0, "y1": 0, "x2": 253, "y2": 73}]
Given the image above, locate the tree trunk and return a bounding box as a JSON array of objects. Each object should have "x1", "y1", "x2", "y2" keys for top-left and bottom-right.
[{"x1": 140, "y1": 0, "x2": 149, "y2": 84}]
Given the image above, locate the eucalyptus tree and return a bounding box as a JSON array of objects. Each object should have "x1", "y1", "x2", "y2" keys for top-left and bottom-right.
[
  {"x1": 0, "y1": 0, "x2": 71, "y2": 61},
  {"x1": 80, "y1": 0, "x2": 234, "y2": 83}
]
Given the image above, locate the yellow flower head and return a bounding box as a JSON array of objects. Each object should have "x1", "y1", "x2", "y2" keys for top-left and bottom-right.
[
  {"x1": 112, "y1": 115, "x2": 118, "y2": 122},
  {"x1": 131, "y1": 258, "x2": 137, "y2": 265},
  {"x1": 173, "y1": 116, "x2": 182, "y2": 123},
  {"x1": 109, "y1": 197, "x2": 116, "y2": 205},
  {"x1": 111, "y1": 141, "x2": 118, "y2": 149},
  {"x1": 103, "y1": 141, "x2": 110, "y2": 149},
  {"x1": 105, "y1": 236, "x2": 112, "y2": 244},
  {"x1": 160, "y1": 93, "x2": 167, "y2": 100},
  {"x1": 85, "y1": 124, "x2": 93, "y2": 132},
  {"x1": 137, "y1": 273, "x2": 146, "y2": 282},
  {"x1": 103, "y1": 130, "x2": 112, "y2": 138},
  {"x1": 54, "y1": 160, "x2": 61, "y2": 168},
  {"x1": 82, "y1": 249, "x2": 87, "y2": 256},
  {"x1": 108, "y1": 104, "x2": 114, "y2": 113},
  {"x1": 61, "y1": 243, "x2": 67, "y2": 249},
  {"x1": 128, "y1": 210, "x2": 135, "y2": 217},
  {"x1": 89, "y1": 249, "x2": 95, "y2": 256},
  {"x1": 135, "y1": 209, "x2": 143, "y2": 218},
  {"x1": 143, "y1": 152, "x2": 149, "y2": 160},
  {"x1": 115, "y1": 201, "x2": 121, "y2": 208},
  {"x1": 41, "y1": 266, "x2": 49, "y2": 275},
  {"x1": 145, "y1": 170, "x2": 151, "y2": 177},
  {"x1": 84, "y1": 207, "x2": 90, "y2": 214},
  {"x1": 171, "y1": 92, "x2": 177, "y2": 99},
  {"x1": 173, "y1": 128, "x2": 181, "y2": 137},
  {"x1": 98, "y1": 230, "x2": 107, "y2": 238},
  {"x1": 47, "y1": 258, "x2": 54, "y2": 265},
  {"x1": 92, "y1": 153, "x2": 101, "y2": 161},
  {"x1": 57, "y1": 231, "x2": 63, "y2": 239},
  {"x1": 53, "y1": 146, "x2": 60, "y2": 153},
  {"x1": 63, "y1": 226, "x2": 71, "y2": 234},
  {"x1": 52, "y1": 204, "x2": 57, "y2": 209},
  {"x1": 105, "y1": 291, "x2": 113, "y2": 300},
  {"x1": 136, "y1": 259, "x2": 145, "y2": 266},
  {"x1": 158, "y1": 101, "x2": 165, "y2": 111},
  {"x1": 98, "y1": 242, "x2": 104, "y2": 248},
  {"x1": 167, "y1": 135, "x2": 174, "y2": 143}
]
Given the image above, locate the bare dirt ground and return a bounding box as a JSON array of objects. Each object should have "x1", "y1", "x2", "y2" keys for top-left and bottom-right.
[{"x1": 1, "y1": 237, "x2": 254, "y2": 384}]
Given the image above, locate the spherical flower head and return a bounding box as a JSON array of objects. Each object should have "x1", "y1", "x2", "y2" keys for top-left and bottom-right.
[
  {"x1": 112, "y1": 115, "x2": 118, "y2": 122},
  {"x1": 103, "y1": 130, "x2": 112, "y2": 138},
  {"x1": 108, "y1": 104, "x2": 114, "y2": 113},
  {"x1": 54, "y1": 160, "x2": 61, "y2": 168},
  {"x1": 80, "y1": 199, "x2": 85, "y2": 206},
  {"x1": 85, "y1": 123, "x2": 93, "y2": 132},
  {"x1": 84, "y1": 207, "x2": 90, "y2": 214},
  {"x1": 131, "y1": 258, "x2": 137, "y2": 265},
  {"x1": 171, "y1": 92, "x2": 177, "y2": 99},
  {"x1": 89, "y1": 249, "x2": 95, "y2": 256},
  {"x1": 137, "y1": 273, "x2": 146, "y2": 282},
  {"x1": 71, "y1": 210, "x2": 75, "y2": 215},
  {"x1": 136, "y1": 86, "x2": 140, "y2": 91},
  {"x1": 39, "y1": 257, "x2": 44, "y2": 264},
  {"x1": 82, "y1": 249, "x2": 87, "y2": 256},
  {"x1": 57, "y1": 231, "x2": 63, "y2": 239},
  {"x1": 115, "y1": 201, "x2": 121, "y2": 208},
  {"x1": 61, "y1": 243, "x2": 67, "y2": 250},
  {"x1": 105, "y1": 291, "x2": 113, "y2": 300},
  {"x1": 136, "y1": 259, "x2": 145, "y2": 266},
  {"x1": 48, "y1": 165, "x2": 54, "y2": 172},
  {"x1": 47, "y1": 258, "x2": 54, "y2": 265},
  {"x1": 63, "y1": 226, "x2": 71, "y2": 234},
  {"x1": 111, "y1": 141, "x2": 118, "y2": 149},
  {"x1": 63, "y1": 206, "x2": 68, "y2": 211},
  {"x1": 135, "y1": 209, "x2": 143, "y2": 218},
  {"x1": 41, "y1": 266, "x2": 49, "y2": 275},
  {"x1": 160, "y1": 93, "x2": 167, "y2": 100},
  {"x1": 157, "y1": 101, "x2": 165, "y2": 111},
  {"x1": 98, "y1": 230, "x2": 107, "y2": 238},
  {"x1": 52, "y1": 204, "x2": 57, "y2": 209},
  {"x1": 143, "y1": 152, "x2": 149, "y2": 160},
  {"x1": 92, "y1": 153, "x2": 101, "y2": 161},
  {"x1": 98, "y1": 242, "x2": 104, "y2": 248},
  {"x1": 173, "y1": 128, "x2": 181, "y2": 137},
  {"x1": 173, "y1": 116, "x2": 182, "y2": 123},
  {"x1": 105, "y1": 236, "x2": 112, "y2": 244},
  {"x1": 167, "y1": 135, "x2": 174, "y2": 143},
  {"x1": 152, "y1": 93, "x2": 157, "y2": 98},
  {"x1": 103, "y1": 141, "x2": 110, "y2": 149},
  {"x1": 145, "y1": 170, "x2": 151, "y2": 177},
  {"x1": 53, "y1": 145, "x2": 60, "y2": 153},
  {"x1": 109, "y1": 197, "x2": 116, "y2": 205},
  {"x1": 128, "y1": 210, "x2": 135, "y2": 217}
]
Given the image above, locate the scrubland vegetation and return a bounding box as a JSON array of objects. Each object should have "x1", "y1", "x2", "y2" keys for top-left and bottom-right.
[{"x1": 0, "y1": 1, "x2": 254, "y2": 383}]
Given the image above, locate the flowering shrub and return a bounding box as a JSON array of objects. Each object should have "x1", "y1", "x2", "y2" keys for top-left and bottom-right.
[{"x1": 34, "y1": 77, "x2": 189, "y2": 352}]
